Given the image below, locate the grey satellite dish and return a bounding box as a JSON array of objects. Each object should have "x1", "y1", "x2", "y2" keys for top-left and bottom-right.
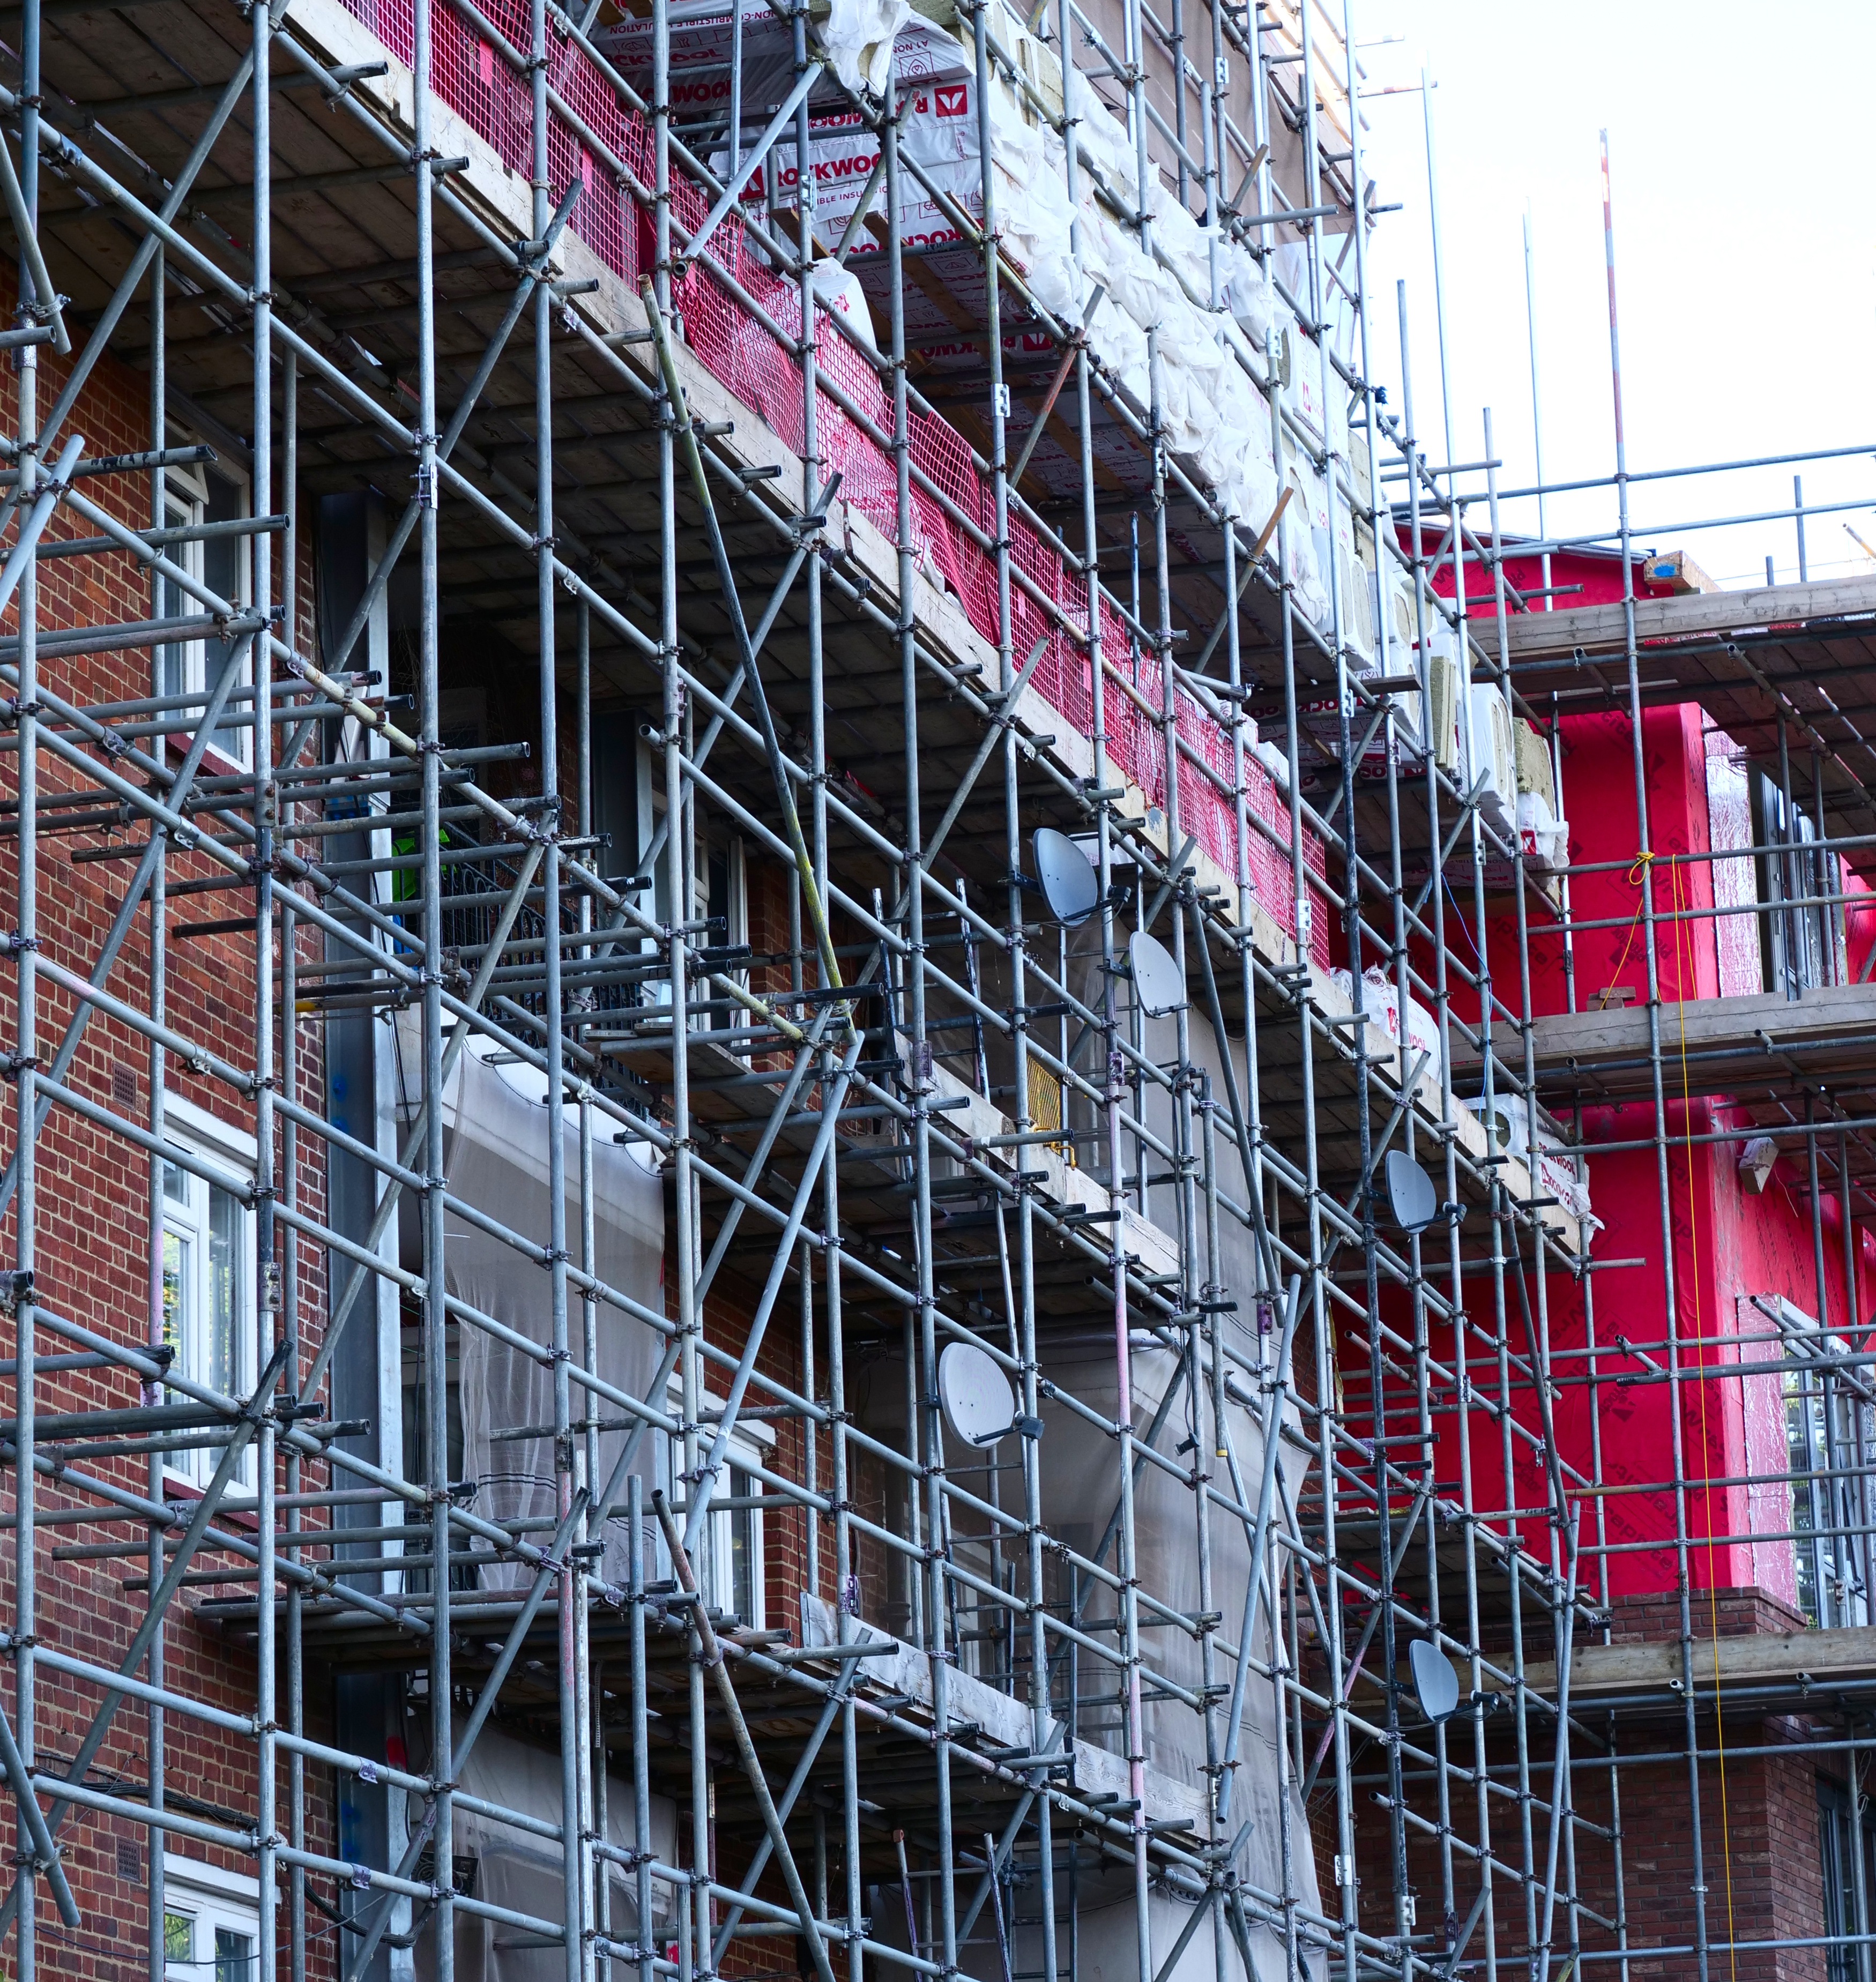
[
  {"x1": 1384, "y1": 1150, "x2": 1439, "y2": 1235},
  {"x1": 1128, "y1": 929, "x2": 1186, "y2": 1018},
  {"x1": 937, "y1": 1339, "x2": 1018, "y2": 1448},
  {"x1": 1034, "y1": 828, "x2": 1099, "y2": 927},
  {"x1": 1408, "y1": 1639, "x2": 1460, "y2": 1724}
]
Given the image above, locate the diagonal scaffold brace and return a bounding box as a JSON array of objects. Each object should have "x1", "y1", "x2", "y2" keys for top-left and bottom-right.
[
  {"x1": 651, "y1": 1490, "x2": 839, "y2": 1982},
  {"x1": 638, "y1": 275, "x2": 847, "y2": 1019}
]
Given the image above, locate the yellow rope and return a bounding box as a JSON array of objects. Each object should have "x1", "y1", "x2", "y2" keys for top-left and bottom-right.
[
  {"x1": 1669, "y1": 854, "x2": 1738, "y2": 1981},
  {"x1": 1596, "y1": 850, "x2": 1655, "y2": 1009}
]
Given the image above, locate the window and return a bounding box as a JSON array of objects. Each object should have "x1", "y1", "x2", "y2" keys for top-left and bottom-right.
[
  {"x1": 156, "y1": 454, "x2": 251, "y2": 763},
  {"x1": 1753, "y1": 767, "x2": 1838, "y2": 999},
  {"x1": 1777, "y1": 1301, "x2": 1874, "y2": 1629},
  {"x1": 633, "y1": 802, "x2": 748, "y2": 1020},
  {"x1": 1703, "y1": 729, "x2": 1763, "y2": 999},
  {"x1": 1819, "y1": 1777, "x2": 1876, "y2": 1982},
  {"x1": 661, "y1": 1384, "x2": 766, "y2": 1629},
  {"x1": 162, "y1": 1858, "x2": 258, "y2": 1982},
  {"x1": 674, "y1": 1447, "x2": 763, "y2": 1628},
  {"x1": 726, "y1": 1457, "x2": 762, "y2": 1626},
  {"x1": 590, "y1": 711, "x2": 644, "y2": 892},
  {"x1": 705, "y1": 831, "x2": 747, "y2": 953},
  {"x1": 159, "y1": 1098, "x2": 257, "y2": 1487}
]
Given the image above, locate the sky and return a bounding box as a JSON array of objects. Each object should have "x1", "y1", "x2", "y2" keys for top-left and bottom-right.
[{"x1": 1349, "y1": 0, "x2": 1876, "y2": 590}]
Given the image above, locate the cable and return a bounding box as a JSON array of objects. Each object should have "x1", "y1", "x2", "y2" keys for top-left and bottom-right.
[
  {"x1": 1595, "y1": 847, "x2": 1655, "y2": 1009},
  {"x1": 1670, "y1": 851, "x2": 1738, "y2": 1982}
]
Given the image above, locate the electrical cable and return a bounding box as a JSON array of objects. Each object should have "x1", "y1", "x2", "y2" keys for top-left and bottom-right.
[{"x1": 1670, "y1": 851, "x2": 1739, "y2": 1982}]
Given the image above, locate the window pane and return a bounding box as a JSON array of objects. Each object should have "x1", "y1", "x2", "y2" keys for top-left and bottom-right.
[
  {"x1": 730, "y1": 1465, "x2": 756, "y2": 1625},
  {"x1": 157, "y1": 567, "x2": 185, "y2": 705},
  {"x1": 157, "y1": 491, "x2": 193, "y2": 706},
  {"x1": 165, "y1": 1912, "x2": 192, "y2": 1963},
  {"x1": 163, "y1": 1231, "x2": 189, "y2": 1367},
  {"x1": 207, "y1": 1187, "x2": 240, "y2": 1395},
  {"x1": 203, "y1": 473, "x2": 246, "y2": 755},
  {"x1": 1786, "y1": 1369, "x2": 1821, "y2": 1625},
  {"x1": 1820, "y1": 1786, "x2": 1859, "y2": 1982},
  {"x1": 1703, "y1": 733, "x2": 1762, "y2": 997},
  {"x1": 163, "y1": 1158, "x2": 190, "y2": 1205},
  {"x1": 214, "y1": 1926, "x2": 252, "y2": 1982}
]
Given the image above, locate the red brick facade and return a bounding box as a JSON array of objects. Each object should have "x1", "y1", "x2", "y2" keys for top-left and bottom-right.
[{"x1": 0, "y1": 287, "x2": 338, "y2": 1976}]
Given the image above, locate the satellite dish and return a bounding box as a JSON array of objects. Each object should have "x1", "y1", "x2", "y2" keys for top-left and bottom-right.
[
  {"x1": 1408, "y1": 1639, "x2": 1461, "y2": 1724},
  {"x1": 1033, "y1": 828, "x2": 1099, "y2": 927},
  {"x1": 937, "y1": 1339, "x2": 1017, "y2": 1448},
  {"x1": 1128, "y1": 930, "x2": 1185, "y2": 1018},
  {"x1": 1384, "y1": 1150, "x2": 1439, "y2": 1235}
]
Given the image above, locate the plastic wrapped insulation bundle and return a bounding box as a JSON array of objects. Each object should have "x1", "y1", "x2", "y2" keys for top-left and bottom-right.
[
  {"x1": 1033, "y1": 1327, "x2": 1324, "y2": 1982},
  {"x1": 1026, "y1": 934, "x2": 1325, "y2": 1980},
  {"x1": 399, "y1": 1023, "x2": 667, "y2": 1591},
  {"x1": 411, "y1": 1717, "x2": 678, "y2": 1982}
]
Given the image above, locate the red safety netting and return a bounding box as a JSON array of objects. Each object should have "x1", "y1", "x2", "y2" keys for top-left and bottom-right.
[{"x1": 346, "y1": 0, "x2": 1328, "y2": 957}]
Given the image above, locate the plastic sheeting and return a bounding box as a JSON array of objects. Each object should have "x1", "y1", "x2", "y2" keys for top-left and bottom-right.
[
  {"x1": 1705, "y1": 727, "x2": 1765, "y2": 999},
  {"x1": 1034, "y1": 1334, "x2": 1322, "y2": 1982},
  {"x1": 1328, "y1": 966, "x2": 1438, "y2": 1068},
  {"x1": 989, "y1": 45, "x2": 1286, "y2": 538},
  {"x1": 1037, "y1": 1884, "x2": 1310, "y2": 1982},
  {"x1": 820, "y1": 0, "x2": 912, "y2": 94},
  {"x1": 1471, "y1": 1090, "x2": 1596, "y2": 1229},
  {"x1": 808, "y1": 257, "x2": 877, "y2": 354},
  {"x1": 412, "y1": 1717, "x2": 676, "y2": 1982},
  {"x1": 850, "y1": 955, "x2": 1321, "y2": 1975},
  {"x1": 442, "y1": 1045, "x2": 666, "y2": 1590},
  {"x1": 798, "y1": 1592, "x2": 1036, "y2": 1748},
  {"x1": 1054, "y1": 925, "x2": 1315, "y2": 1300},
  {"x1": 1035, "y1": 941, "x2": 1321, "y2": 1973},
  {"x1": 1515, "y1": 790, "x2": 1570, "y2": 874},
  {"x1": 1465, "y1": 681, "x2": 1517, "y2": 836},
  {"x1": 679, "y1": 2, "x2": 1292, "y2": 541}
]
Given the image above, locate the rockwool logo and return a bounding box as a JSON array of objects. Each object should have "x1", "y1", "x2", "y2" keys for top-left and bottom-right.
[{"x1": 933, "y1": 82, "x2": 968, "y2": 116}]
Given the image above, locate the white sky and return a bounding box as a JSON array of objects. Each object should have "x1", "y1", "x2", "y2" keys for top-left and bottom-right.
[{"x1": 1349, "y1": 0, "x2": 1876, "y2": 590}]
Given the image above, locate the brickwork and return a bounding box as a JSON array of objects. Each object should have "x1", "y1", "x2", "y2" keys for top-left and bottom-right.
[
  {"x1": 1334, "y1": 1577, "x2": 1839, "y2": 1982},
  {"x1": 0, "y1": 282, "x2": 339, "y2": 1977},
  {"x1": 1341, "y1": 1709, "x2": 1834, "y2": 1982},
  {"x1": 1606, "y1": 1585, "x2": 1811, "y2": 1645}
]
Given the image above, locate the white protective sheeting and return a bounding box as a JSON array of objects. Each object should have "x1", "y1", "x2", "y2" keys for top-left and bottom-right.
[
  {"x1": 799, "y1": 1592, "x2": 1036, "y2": 1749},
  {"x1": 808, "y1": 257, "x2": 878, "y2": 353},
  {"x1": 1029, "y1": 955, "x2": 1322, "y2": 1979},
  {"x1": 440, "y1": 1041, "x2": 666, "y2": 1589},
  {"x1": 1463, "y1": 680, "x2": 1517, "y2": 836},
  {"x1": 676, "y1": 1, "x2": 1299, "y2": 543},
  {"x1": 1473, "y1": 1089, "x2": 1596, "y2": 1229},
  {"x1": 414, "y1": 1718, "x2": 676, "y2": 1982},
  {"x1": 1034, "y1": 1336, "x2": 1321, "y2": 1982},
  {"x1": 1037, "y1": 1884, "x2": 1312, "y2": 1982},
  {"x1": 1515, "y1": 789, "x2": 1570, "y2": 874},
  {"x1": 1327, "y1": 966, "x2": 1439, "y2": 1069},
  {"x1": 843, "y1": 975, "x2": 1321, "y2": 1978},
  {"x1": 1052, "y1": 928, "x2": 1269, "y2": 1324},
  {"x1": 821, "y1": 0, "x2": 912, "y2": 93}
]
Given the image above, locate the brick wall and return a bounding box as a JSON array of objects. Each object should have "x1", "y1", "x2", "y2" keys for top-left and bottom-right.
[
  {"x1": 0, "y1": 281, "x2": 340, "y2": 1977},
  {"x1": 1337, "y1": 1579, "x2": 1837, "y2": 1982},
  {"x1": 1340, "y1": 1711, "x2": 1833, "y2": 1982}
]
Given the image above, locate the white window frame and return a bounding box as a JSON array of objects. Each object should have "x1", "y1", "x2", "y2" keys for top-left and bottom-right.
[
  {"x1": 162, "y1": 1854, "x2": 259, "y2": 1982},
  {"x1": 660, "y1": 1377, "x2": 770, "y2": 1630},
  {"x1": 1754, "y1": 770, "x2": 1838, "y2": 996},
  {"x1": 160, "y1": 1092, "x2": 259, "y2": 1490},
  {"x1": 157, "y1": 447, "x2": 253, "y2": 768},
  {"x1": 1766, "y1": 1295, "x2": 1874, "y2": 1630},
  {"x1": 710, "y1": 830, "x2": 748, "y2": 949}
]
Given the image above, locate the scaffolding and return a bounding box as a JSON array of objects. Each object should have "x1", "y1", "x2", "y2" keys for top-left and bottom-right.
[{"x1": 3, "y1": 3, "x2": 1876, "y2": 1982}]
